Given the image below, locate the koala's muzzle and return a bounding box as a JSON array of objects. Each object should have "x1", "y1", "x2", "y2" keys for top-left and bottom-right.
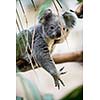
[
  {"x1": 56, "y1": 31, "x2": 61, "y2": 38},
  {"x1": 56, "y1": 27, "x2": 61, "y2": 38}
]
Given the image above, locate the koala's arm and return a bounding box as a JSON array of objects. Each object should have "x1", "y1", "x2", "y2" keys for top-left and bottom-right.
[
  {"x1": 33, "y1": 28, "x2": 57, "y2": 74},
  {"x1": 33, "y1": 27, "x2": 65, "y2": 89}
]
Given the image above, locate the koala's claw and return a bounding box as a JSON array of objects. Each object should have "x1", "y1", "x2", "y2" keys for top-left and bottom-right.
[
  {"x1": 59, "y1": 66, "x2": 67, "y2": 75},
  {"x1": 59, "y1": 66, "x2": 64, "y2": 71}
]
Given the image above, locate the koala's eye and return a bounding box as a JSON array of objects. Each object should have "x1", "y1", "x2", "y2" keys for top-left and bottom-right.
[
  {"x1": 50, "y1": 26, "x2": 54, "y2": 30},
  {"x1": 63, "y1": 27, "x2": 65, "y2": 30}
]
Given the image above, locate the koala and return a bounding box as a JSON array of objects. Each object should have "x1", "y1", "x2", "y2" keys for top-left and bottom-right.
[{"x1": 16, "y1": 9, "x2": 76, "y2": 89}]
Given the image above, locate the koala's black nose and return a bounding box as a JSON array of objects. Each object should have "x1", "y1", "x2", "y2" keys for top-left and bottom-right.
[{"x1": 56, "y1": 32, "x2": 61, "y2": 38}]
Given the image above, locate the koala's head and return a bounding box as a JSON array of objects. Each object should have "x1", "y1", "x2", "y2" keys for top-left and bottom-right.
[{"x1": 39, "y1": 9, "x2": 62, "y2": 40}]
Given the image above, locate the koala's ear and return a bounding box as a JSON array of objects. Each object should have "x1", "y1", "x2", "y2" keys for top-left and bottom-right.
[
  {"x1": 44, "y1": 9, "x2": 52, "y2": 19},
  {"x1": 62, "y1": 11, "x2": 76, "y2": 28},
  {"x1": 39, "y1": 9, "x2": 52, "y2": 24}
]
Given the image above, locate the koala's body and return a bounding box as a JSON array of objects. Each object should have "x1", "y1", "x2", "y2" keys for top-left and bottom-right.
[{"x1": 16, "y1": 9, "x2": 76, "y2": 89}]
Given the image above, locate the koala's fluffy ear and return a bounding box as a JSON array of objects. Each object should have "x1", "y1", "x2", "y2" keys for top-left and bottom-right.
[
  {"x1": 62, "y1": 11, "x2": 76, "y2": 28},
  {"x1": 39, "y1": 9, "x2": 52, "y2": 24}
]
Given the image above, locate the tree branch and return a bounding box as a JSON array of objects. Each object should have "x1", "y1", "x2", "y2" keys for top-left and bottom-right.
[
  {"x1": 53, "y1": 50, "x2": 83, "y2": 64},
  {"x1": 17, "y1": 50, "x2": 83, "y2": 72}
]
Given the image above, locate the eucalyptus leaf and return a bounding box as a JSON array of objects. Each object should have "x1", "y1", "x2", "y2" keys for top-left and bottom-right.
[
  {"x1": 61, "y1": 85, "x2": 83, "y2": 100},
  {"x1": 77, "y1": 0, "x2": 83, "y2": 3}
]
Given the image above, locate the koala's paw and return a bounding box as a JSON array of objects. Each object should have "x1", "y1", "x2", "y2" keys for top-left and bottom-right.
[{"x1": 53, "y1": 66, "x2": 67, "y2": 89}]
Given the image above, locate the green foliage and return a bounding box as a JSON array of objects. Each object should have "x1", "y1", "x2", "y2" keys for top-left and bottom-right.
[
  {"x1": 61, "y1": 85, "x2": 83, "y2": 100},
  {"x1": 77, "y1": 0, "x2": 83, "y2": 3},
  {"x1": 16, "y1": 96, "x2": 23, "y2": 100},
  {"x1": 16, "y1": 28, "x2": 34, "y2": 63},
  {"x1": 16, "y1": 31, "x2": 27, "y2": 60}
]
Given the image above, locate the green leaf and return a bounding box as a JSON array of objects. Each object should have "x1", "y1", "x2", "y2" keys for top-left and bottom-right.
[
  {"x1": 77, "y1": 0, "x2": 83, "y2": 3},
  {"x1": 61, "y1": 85, "x2": 83, "y2": 100}
]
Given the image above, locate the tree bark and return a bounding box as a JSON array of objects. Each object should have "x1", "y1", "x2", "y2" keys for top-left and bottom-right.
[{"x1": 53, "y1": 50, "x2": 83, "y2": 64}]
